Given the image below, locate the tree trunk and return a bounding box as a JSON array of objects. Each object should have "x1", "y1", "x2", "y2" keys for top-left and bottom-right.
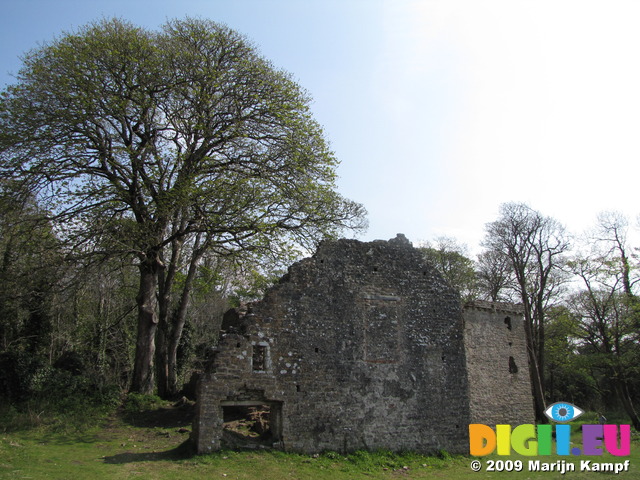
[
  {"x1": 155, "y1": 320, "x2": 170, "y2": 398},
  {"x1": 535, "y1": 301, "x2": 546, "y2": 397},
  {"x1": 155, "y1": 234, "x2": 204, "y2": 399},
  {"x1": 155, "y1": 264, "x2": 173, "y2": 399},
  {"x1": 130, "y1": 259, "x2": 160, "y2": 394},
  {"x1": 154, "y1": 223, "x2": 188, "y2": 399},
  {"x1": 523, "y1": 309, "x2": 547, "y2": 422},
  {"x1": 165, "y1": 249, "x2": 201, "y2": 397}
]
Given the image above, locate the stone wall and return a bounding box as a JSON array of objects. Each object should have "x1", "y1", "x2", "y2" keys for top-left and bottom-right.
[
  {"x1": 463, "y1": 301, "x2": 535, "y2": 426},
  {"x1": 193, "y1": 235, "x2": 534, "y2": 454}
]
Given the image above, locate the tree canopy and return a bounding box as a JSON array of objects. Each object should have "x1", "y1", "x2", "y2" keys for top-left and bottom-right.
[{"x1": 0, "y1": 18, "x2": 366, "y2": 393}]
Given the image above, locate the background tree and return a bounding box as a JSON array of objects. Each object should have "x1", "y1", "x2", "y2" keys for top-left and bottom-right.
[
  {"x1": 566, "y1": 257, "x2": 640, "y2": 429},
  {"x1": 565, "y1": 212, "x2": 640, "y2": 429},
  {"x1": 0, "y1": 190, "x2": 61, "y2": 356},
  {"x1": 57, "y1": 258, "x2": 139, "y2": 389},
  {"x1": 0, "y1": 18, "x2": 366, "y2": 394},
  {"x1": 418, "y1": 237, "x2": 478, "y2": 302},
  {"x1": 476, "y1": 249, "x2": 513, "y2": 302},
  {"x1": 544, "y1": 305, "x2": 597, "y2": 407},
  {"x1": 483, "y1": 202, "x2": 570, "y2": 421},
  {"x1": 592, "y1": 212, "x2": 640, "y2": 319}
]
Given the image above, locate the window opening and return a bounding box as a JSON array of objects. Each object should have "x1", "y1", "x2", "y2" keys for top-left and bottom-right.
[
  {"x1": 509, "y1": 356, "x2": 518, "y2": 373},
  {"x1": 504, "y1": 316, "x2": 512, "y2": 330},
  {"x1": 252, "y1": 345, "x2": 267, "y2": 371}
]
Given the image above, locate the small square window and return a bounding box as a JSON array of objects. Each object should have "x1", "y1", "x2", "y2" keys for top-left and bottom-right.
[{"x1": 252, "y1": 345, "x2": 267, "y2": 371}]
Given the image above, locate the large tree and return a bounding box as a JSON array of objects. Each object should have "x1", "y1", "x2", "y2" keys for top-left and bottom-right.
[
  {"x1": 0, "y1": 18, "x2": 366, "y2": 394},
  {"x1": 483, "y1": 203, "x2": 570, "y2": 421}
]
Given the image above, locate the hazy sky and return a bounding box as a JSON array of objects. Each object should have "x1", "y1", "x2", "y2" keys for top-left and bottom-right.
[{"x1": 2, "y1": 0, "x2": 639, "y2": 253}]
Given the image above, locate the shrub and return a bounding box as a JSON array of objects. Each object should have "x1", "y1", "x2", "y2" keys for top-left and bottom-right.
[{"x1": 124, "y1": 392, "x2": 163, "y2": 413}]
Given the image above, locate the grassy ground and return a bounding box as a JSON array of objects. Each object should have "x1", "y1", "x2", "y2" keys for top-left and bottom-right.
[{"x1": 1, "y1": 402, "x2": 640, "y2": 479}]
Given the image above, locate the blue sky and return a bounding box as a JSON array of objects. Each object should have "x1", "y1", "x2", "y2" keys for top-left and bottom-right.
[{"x1": 2, "y1": 0, "x2": 640, "y2": 254}]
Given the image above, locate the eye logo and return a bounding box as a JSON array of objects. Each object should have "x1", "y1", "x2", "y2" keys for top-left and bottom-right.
[{"x1": 544, "y1": 402, "x2": 584, "y2": 423}]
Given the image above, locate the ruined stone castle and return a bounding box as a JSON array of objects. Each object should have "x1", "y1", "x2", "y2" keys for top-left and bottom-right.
[{"x1": 193, "y1": 235, "x2": 534, "y2": 454}]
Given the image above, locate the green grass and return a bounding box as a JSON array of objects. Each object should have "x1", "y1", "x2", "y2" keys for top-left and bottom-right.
[{"x1": 2, "y1": 403, "x2": 640, "y2": 479}]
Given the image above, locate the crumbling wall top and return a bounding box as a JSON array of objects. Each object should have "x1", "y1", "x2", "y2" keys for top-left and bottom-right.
[{"x1": 464, "y1": 300, "x2": 524, "y2": 315}]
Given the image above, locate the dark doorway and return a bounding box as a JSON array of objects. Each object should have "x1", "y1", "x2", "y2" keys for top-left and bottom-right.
[{"x1": 220, "y1": 401, "x2": 282, "y2": 449}]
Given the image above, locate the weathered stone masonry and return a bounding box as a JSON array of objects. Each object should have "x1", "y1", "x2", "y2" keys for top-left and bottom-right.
[{"x1": 193, "y1": 235, "x2": 534, "y2": 454}]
